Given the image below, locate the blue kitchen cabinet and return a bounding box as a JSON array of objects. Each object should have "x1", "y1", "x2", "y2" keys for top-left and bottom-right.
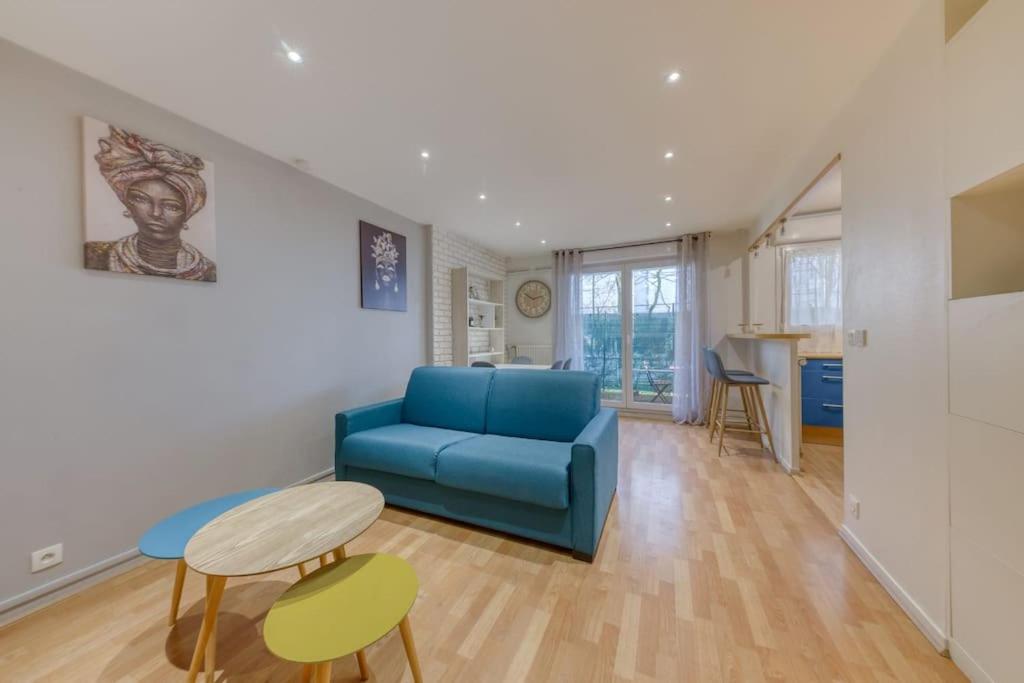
[{"x1": 801, "y1": 358, "x2": 844, "y2": 427}]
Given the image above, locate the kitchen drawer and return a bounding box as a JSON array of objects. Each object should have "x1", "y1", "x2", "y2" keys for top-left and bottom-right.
[
  {"x1": 802, "y1": 371, "x2": 844, "y2": 402},
  {"x1": 802, "y1": 398, "x2": 844, "y2": 427},
  {"x1": 802, "y1": 358, "x2": 843, "y2": 375}
]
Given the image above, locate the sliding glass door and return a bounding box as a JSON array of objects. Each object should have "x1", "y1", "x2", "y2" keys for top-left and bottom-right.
[
  {"x1": 629, "y1": 266, "x2": 677, "y2": 408},
  {"x1": 581, "y1": 271, "x2": 623, "y2": 402},
  {"x1": 581, "y1": 261, "x2": 678, "y2": 412}
]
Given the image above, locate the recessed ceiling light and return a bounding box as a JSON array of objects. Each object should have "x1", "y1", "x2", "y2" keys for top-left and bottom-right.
[
  {"x1": 478, "y1": 193, "x2": 487, "y2": 200},
  {"x1": 664, "y1": 151, "x2": 675, "y2": 160},
  {"x1": 665, "y1": 222, "x2": 672, "y2": 228},
  {"x1": 541, "y1": 239, "x2": 547, "y2": 245},
  {"x1": 420, "y1": 150, "x2": 430, "y2": 159},
  {"x1": 666, "y1": 71, "x2": 681, "y2": 84},
  {"x1": 287, "y1": 50, "x2": 303, "y2": 64},
  {"x1": 515, "y1": 221, "x2": 521, "y2": 227},
  {"x1": 664, "y1": 195, "x2": 673, "y2": 202}
]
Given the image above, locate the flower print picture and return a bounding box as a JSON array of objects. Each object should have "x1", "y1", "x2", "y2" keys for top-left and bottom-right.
[
  {"x1": 359, "y1": 221, "x2": 406, "y2": 311},
  {"x1": 82, "y1": 117, "x2": 217, "y2": 282}
]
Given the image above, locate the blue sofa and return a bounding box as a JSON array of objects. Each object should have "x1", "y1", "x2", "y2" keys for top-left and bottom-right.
[{"x1": 335, "y1": 366, "x2": 618, "y2": 561}]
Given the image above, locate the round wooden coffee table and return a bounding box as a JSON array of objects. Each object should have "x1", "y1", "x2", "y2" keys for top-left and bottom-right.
[{"x1": 182, "y1": 481, "x2": 384, "y2": 682}]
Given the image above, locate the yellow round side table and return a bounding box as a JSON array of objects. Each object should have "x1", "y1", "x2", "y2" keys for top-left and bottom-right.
[{"x1": 263, "y1": 553, "x2": 424, "y2": 683}]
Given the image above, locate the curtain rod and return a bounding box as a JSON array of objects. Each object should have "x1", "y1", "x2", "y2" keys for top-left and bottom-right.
[{"x1": 554, "y1": 232, "x2": 710, "y2": 255}]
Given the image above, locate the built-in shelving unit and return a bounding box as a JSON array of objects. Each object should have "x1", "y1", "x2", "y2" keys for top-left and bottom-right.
[
  {"x1": 451, "y1": 267, "x2": 505, "y2": 366},
  {"x1": 950, "y1": 162, "x2": 1024, "y2": 300}
]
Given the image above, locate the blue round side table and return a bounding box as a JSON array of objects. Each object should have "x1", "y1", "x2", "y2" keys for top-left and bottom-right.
[{"x1": 139, "y1": 487, "x2": 278, "y2": 626}]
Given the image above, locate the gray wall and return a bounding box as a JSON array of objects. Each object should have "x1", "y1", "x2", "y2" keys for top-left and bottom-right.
[{"x1": 0, "y1": 39, "x2": 427, "y2": 608}]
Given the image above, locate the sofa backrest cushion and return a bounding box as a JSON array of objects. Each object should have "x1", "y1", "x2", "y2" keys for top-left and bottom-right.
[
  {"x1": 485, "y1": 370, "x2": 600, "y2": 442},
  {"x1": 402, "y1": 366, "x2": 493, "y2": 433}
]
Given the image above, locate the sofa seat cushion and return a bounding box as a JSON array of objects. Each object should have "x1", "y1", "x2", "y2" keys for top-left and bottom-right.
[
  {"x1": 436, "y1": 435, "x2": 572, "y2": 509},
  {"x1": 342, "y1": 424, "x2": 476, "y2": 481}
]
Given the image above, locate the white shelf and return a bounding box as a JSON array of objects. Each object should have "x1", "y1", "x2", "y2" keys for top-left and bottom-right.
[{"x1": 453, "y1": 267, "x2": 506, "y2": 366}]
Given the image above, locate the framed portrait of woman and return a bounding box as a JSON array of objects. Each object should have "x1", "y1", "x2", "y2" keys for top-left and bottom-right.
[
  {"x1": 82, "y1": 117, "x2": 217, "y2": 282},
  {"x1": 359, "y1": 221, "x2": 407, "y2": 311}
]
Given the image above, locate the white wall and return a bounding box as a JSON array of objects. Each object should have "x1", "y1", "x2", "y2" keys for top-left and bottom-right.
[
  {"x1": 505, "y1": 255, "x2": 554, "y2": 364},
  {"x1": 0, "y1": 40, "x2": 428, "y2": 611},
  {"x1": 753, "y1": 0, "x2": 952, "y2": 651},
  {"x1": 945, "y1": 1, "x2": 1024, "y2": 679}
]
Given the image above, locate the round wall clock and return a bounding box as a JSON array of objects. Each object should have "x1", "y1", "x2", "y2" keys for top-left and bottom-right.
[{"x1": 515, "y1": 279, "x2": 552, "y2": 318}]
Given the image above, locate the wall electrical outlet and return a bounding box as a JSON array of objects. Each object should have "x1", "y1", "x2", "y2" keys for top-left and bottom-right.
[
  {"x1": 846, "y1": 329, "x2": 867, "y2": 347},
  {"x1": 31, "y1": 543, "x2": 63, "y2": 573},
  {"x1": 848, "y1": 496, "x2": 861, "y2": 520}
]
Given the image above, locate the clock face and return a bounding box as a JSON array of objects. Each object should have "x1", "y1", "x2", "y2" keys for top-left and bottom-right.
[{"x1": 516, "y1": 280, "x2": 551, "y2": 318}]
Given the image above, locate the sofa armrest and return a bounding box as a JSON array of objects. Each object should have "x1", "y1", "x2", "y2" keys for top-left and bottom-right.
[
  {"x1": 570, "y1": 407, "x2": 619, "y2": 561},
  {"x1": 335, "y1": 398, "x2": 404, "y2": 477}
]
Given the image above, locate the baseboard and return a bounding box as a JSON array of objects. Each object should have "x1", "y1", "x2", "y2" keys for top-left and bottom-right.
[
  {"x1": 0, "y1": 466, "x2": 336, "y2": 626},
  {"x1": 838, "y1": 525, "x2": 948, "y2": 652},
  {"x1": 0, "y1": 548, "x2": 148, "y2": 627},
  {"x1": 949, "y1": 638, "x2": 994, "y2": 683}
]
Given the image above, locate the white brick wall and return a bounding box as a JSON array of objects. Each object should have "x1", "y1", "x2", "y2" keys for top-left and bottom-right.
[{"x1": 429, "y1": 227, "x2": 507, "y2": 365}]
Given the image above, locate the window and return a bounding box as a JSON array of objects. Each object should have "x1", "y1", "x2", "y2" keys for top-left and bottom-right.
[{"x1": 781, "y1": 241, "x2": 842, "y2": 353}]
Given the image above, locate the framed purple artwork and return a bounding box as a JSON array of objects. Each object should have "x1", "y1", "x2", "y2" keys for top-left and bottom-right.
[{"x1": 359, "y1": 221, "x2": 407, "y2": 311}]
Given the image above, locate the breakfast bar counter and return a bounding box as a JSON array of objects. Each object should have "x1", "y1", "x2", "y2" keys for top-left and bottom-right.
[{"x1": 727, "y1": 332, "x2": 809, "y2": 472}]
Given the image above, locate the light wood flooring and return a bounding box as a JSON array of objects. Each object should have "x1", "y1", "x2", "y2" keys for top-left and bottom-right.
[
  {"x1": 795, "y1": 442, "x2": 845, "y2": 529},
  {"x1": 0, "y1": 419, "x2": 965, "y2": 682}
]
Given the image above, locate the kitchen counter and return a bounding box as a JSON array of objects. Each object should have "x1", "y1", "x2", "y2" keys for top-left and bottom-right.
[
  {"x1": 727, "y1": 332, "x2": 811, "y2": 340},
  {"x1": 726, "y1": 333, "x2": 805, "y2": 472}
]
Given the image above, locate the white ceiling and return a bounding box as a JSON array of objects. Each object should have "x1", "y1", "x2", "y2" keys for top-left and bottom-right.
[
  {"x1": 791, "y1": 164, "x2": 843, "y2": 216},
  {"x1": 0, "y1": 1, "x2": 917, "y2": 256}
]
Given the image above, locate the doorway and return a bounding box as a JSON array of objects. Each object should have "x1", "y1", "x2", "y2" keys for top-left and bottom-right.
[
  {"x1": 580, "y1": 261, "x2": 678, "y2": 413},
  {"x1": 776, "y1": 161, "x2": 845, "y2": 527}
]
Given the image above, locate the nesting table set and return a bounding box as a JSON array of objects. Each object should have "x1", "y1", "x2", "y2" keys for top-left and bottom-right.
[{"x1": 139, "y1": 481, "x2": 424, "y2": 682}]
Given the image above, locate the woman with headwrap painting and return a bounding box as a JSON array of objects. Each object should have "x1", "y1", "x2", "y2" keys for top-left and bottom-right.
[{"x1": 84, "y1": 125, "x2": 216, "y2": 281}]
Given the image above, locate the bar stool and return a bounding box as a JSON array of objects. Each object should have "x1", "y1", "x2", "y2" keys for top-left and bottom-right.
[
  {"x1": 701, "y1": 351, "x2": 753, "y2": 428},
  {"x1": 703, "y1": 348, "x2": 776, "y2": 457}
]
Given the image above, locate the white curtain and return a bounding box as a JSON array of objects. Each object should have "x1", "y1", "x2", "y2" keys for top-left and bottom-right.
[
  {"x1": 672, "y1": 234, "x2": 709, "y2": 424},
  {"x1": 552, "y1": 249, "x2": 584, "y2": 368},
  {"x1": 782, "y1": 241, "x2": 843, "y2": 354}
]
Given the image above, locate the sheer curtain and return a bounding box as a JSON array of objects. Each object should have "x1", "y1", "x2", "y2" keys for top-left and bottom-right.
[
  {"x1": 552, "y1": 249, "x2": 584, "y2": 367},
  {"x1": 672, "y1": 234, "x2": 709, "y2": 424},
  {"x1": 782, "y1": 241, "x2": 842, "y2": 354}
]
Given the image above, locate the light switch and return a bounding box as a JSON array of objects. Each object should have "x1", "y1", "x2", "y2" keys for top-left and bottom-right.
[{"x1": 846, "y1": 329, "x2": 867, "y2": 347}]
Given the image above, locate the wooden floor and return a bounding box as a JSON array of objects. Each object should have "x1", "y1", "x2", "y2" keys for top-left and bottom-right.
[
  {"x1": 0, "y1": 419, "x2": 965, "y2": 682},
  {"x1": 795, "y1": 442, "x2": 845, "y2": 529}
]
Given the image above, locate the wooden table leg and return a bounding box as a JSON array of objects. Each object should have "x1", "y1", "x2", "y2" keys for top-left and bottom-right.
[
  {"x1": 169, "y1": 559, "x2": 188, "y2": 626},
  {"x1": 355, "y1": 649, "x2": 370, "y2": 681},
  {"x1": 187, "y1": 575, "x2": 226, "y2": 683},
  {"x1": 205, "y1": 613, "x2": 217, "y2": 683},
  {"x1": 398, "y1": 615, "x2": 424, "y2": 683},
  {"x1": 314, "y1": 661, "x2": 332, "y2": 683}
]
